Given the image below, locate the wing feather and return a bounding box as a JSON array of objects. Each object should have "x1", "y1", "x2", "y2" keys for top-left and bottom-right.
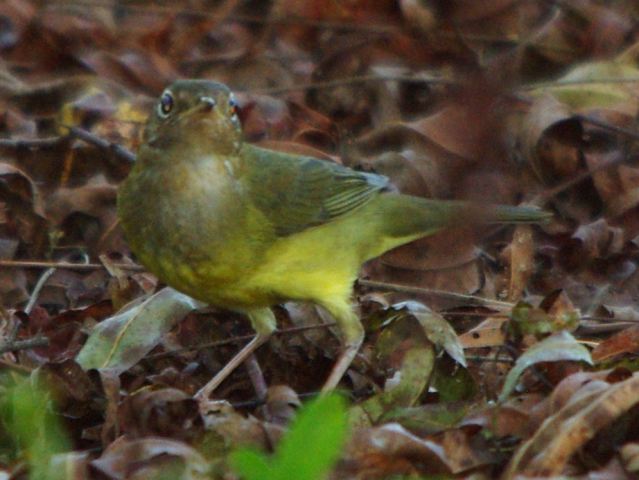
[{"x1": 242, "y1": 146, "x2": 389, "y2": 236}]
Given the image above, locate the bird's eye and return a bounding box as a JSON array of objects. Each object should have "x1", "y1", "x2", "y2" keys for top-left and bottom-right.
[
  {"x1": 229, "y1": 94, "x2": 239, "y2": 117},
  {"x1": 158, "y1": 91, "x2": 174, "y2": 118}
]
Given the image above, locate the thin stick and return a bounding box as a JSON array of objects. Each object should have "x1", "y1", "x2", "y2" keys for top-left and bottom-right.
[
  {"x1": 24, "y1": 268, "x2": 56, "y2": 315},
  {"x1": 65, "y1": 126, "x2": 136, "y2": 164},
  {"x1": 195, "y1": 333, "x2": 271, "y2": 400},
  {"x1": 0, "y1": 336, "x2": 49, "y2": 355},
  {"x1": 522, "y1": 77, "x2": 639, "y2": 91},
  {"x1": 465, "y1": 355, "x2": 515, "y2": 364},
  {"x1": 0, "y1": 137, "x2": 66, "y2": 149},
  {"x1": 0, "y1": 126, "x2": 135, "y2": 164},
  {"x1": 358, "y1": 279, "x2": 513, "y2": 307},
  {"x1": 145, "y1": 322, "x2": 336, "y2": 360},
  {"x1": 0, "y1": 259, "x2": 144, "y2": 271}
]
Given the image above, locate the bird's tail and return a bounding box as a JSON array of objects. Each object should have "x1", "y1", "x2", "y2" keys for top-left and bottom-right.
[
  {"x1": 363, "y1": 194, "x2": 551, "y2": 261},
  {"x1": 484, "y1": 203, "x2": 552, "y2": 224},
  {"x1": 371, "y1": 194, "x2": 551, "y2": 241}
]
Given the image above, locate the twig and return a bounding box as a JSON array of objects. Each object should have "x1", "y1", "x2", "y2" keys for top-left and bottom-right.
[
  {"x1": 65, "y1": 126, "x2": 136, "y2": 164},
  {"x1": 0, "y1": 336, "x2": 49, "y2": 355},
  {"x1": 0, "y1": 136, "x2": 67, "y2": 149},
  {"x1": 522, "y1": 77, "x2": 639, "y2": 91},
  {"x1": 465, "y1": 355, "x2": 515, "y2": 364},
  {"x1": 0, "y1": 259, "x2": 144, "y2": 271},
  {"x1": 244, "y1": 354, "x2": 267, "y2": 400},
  {"x1": 1, "y1": 126, "x2": 136, "y2": 166},
  {"x1": 24, "y1": 267, "x2": 56, "y2": 315},
  {"x1": 358, "y1": 279, "x2": 513, "y2": 307},
  {"x1": 145, "y1": 322, "x2": 336, "y2": 360},
  {"x1": 442, "y1": 311, "x2": 508, "y2": 318}
]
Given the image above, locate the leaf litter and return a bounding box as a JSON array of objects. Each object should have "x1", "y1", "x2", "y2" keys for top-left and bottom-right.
[{"x1": 2, "y1": 0, "x2": 639, "y2": 478}]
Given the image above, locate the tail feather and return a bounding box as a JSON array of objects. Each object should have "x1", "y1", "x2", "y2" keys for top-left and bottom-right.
[
  {"x1": 373, "y1": 195, "x2": 551, "y2": 239},
  {"x1": 486, "y1": 204, "x2": 552, "y2": 224},
  {"x1": 363, "y1": 194, "x2": 551, "y2": 261}
]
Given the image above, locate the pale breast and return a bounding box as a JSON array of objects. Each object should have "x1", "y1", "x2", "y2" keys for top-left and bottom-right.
[{"x1": 118, "y1": 154, "x2": 273, "y2": 307}]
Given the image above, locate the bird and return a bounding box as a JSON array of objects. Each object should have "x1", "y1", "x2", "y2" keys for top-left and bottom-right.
[{"x1": 117, "y1": 79, "x2": 550, "y2": 400}]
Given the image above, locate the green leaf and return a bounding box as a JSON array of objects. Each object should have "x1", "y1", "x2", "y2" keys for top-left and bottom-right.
[
  {"x1": 431, "y1": 363, "x2": 476, "y2": 402},
  {"x1": 352, "y1": 301, "x2": 458, "y2": 426},
  {"x1": 0, "y1": 375, "x2": 71, "y2": 480},
  {"x1": 76, "y1": 287, "x2": 197, "y2": 374},
  {"x1": 531, "y1": 61, "x2": 639, "y2": 110},
  {"x1": 273, "y1": 394, "x2": 348, "y2": 480},
  {"x1": 230, "y1": 449, "x2": 272, "y2": 480},
  {"x1": 231, "y1": 394, "x2": 348, "y2": 480},
  {"x1": 381, "y1": 402, "x2": 470, "y2": 434},
  {"x1": 499, "y1": 331, "x2": 592, "y2": 402}
]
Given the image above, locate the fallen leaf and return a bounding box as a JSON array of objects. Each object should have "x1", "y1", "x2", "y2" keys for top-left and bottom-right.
[
  {"x1": 90, "y1": 436, "x2": 208, "y2": 480},
  {"x1": 504, "y1": 372, "x2": 639, "y2": 478},
  {"x1": 499, "y1": 330, "x2": 592, "y2": 401},
  {"x1": 393, "y1": 301, "x2": 466, "y2": 367},
  {"x1": 76, "y1": 287, "x2": 198, "y2": 374},
  {"x1": 592, "y1": 325, "x2": 639, "y2": 362}
]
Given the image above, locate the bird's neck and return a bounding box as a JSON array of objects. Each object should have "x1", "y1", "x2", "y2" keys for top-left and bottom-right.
[{"x1": 138, "y1": 134, "x2": 245, "y2": 172}]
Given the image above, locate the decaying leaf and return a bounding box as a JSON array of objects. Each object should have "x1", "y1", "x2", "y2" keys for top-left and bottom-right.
[
  {"x1": 91, "y1": 436, "x2": 209, "y2": 480},
  {"x1": 504, "y1": 372, "x2": 639, "y2": 478},
  {"x1": 391, "y1": 301, "x2": 466, "y2": 367},
  {"x1": 592, "y1": 325, "x2": 639, "y2": 362},
  {"x1": 76, "y1": 287, "x2": 198, "y2": 374},
  {"x1": 499, "y1": 330, "x2": 592, "y2": 401},
  {"x1": 4, "y1": 1, "x2": 639, "y2": 478}
]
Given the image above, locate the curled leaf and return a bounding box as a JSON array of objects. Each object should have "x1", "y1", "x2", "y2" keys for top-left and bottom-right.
[{"x1": 499, "y1": 330, "x2": 592, "y2": 402}]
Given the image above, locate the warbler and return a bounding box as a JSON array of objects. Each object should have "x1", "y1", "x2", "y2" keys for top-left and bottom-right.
[{"x1": 117, "y1": 79, "x2": 549, "y2": 399}]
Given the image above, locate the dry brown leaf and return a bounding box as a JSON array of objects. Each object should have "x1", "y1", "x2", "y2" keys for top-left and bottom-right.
[
  {"x1": 459, "y1": 316, "x2": 507, "y2": 348},
  {"x1": 345, "y1": 423, "x2": 452, "y2": 476},
  {"x1": 259, "y1": 385, "x2": 301, "y2": 426},
  {"x1": 621, "y1": 442, "x2": 639, "y2": 472},
  {"x1": 561, "y1": 218, "x2": 625, "y2": 269},
  {"x1": 90, "y1": 435, "x2": 208, "y2": 480},
  {"x1": 463, "y1": 393, "x2": 544, "y2": 438},
  {"x1": 592, "y1": 325, "x2": 639, "y2": 362},
  {"x1": 504, "y1": 372, "x2": 639, "y2": 478}
]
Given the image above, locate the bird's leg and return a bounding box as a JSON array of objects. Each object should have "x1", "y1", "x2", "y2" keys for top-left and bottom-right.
[
  {"x1": 320, "y1": 304, "x2": 364, "y2": 392},
  {"x1": 194, "y1": 333, "x2": 270, "y2": 400},
  {"x1": 195, "y1": 308, "x2": 276, "y2": 401},
  {"x1": 244, "y1": 353, "x2": 268, "y2": 400}
]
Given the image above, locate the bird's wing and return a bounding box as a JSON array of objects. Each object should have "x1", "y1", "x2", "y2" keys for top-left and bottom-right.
[{"x1": 242, "y1": 145, "x2": 389, "y2": 236}]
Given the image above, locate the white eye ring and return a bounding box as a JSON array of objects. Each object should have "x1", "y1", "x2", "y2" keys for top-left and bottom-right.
[{"x1": 157, "y1": 90, "x2": 174, "y2": 118}]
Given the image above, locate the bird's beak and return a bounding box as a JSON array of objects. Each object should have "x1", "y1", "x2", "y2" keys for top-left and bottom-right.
[
  {"x1": 178, "y1": 96, "x2": 217, "y2": 120},
  {"x1": 199, "y1": 96, "x2": 216, "y2": 111}
]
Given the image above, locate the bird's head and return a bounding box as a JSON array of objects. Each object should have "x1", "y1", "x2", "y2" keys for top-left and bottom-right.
[{"x1": 143, "y1": 79, "x2": 242, "y2": 155}]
